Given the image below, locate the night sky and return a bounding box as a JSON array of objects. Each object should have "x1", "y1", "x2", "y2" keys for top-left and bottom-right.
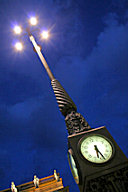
[{"x1": 0, "y1": 0, "x2": 128, "y2": 191}]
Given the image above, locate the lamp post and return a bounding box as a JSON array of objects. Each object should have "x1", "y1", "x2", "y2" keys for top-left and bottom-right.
[
  {"x1": 13, "y1": 16, "x2": 128, "y2": 192},
  {"x1": 13, "y1": 17, "x2": 90, "y2": 133}
]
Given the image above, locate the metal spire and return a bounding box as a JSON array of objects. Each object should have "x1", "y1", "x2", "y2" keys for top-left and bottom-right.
[{"x1": 29, "y1": 34, "x2": 91, "y2": 135}]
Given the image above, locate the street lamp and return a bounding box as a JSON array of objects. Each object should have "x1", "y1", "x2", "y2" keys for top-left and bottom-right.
[
  {"x1": 15, "y1": 42, "x2": 23, "y2": 51},
  {"x1": 29, "y1": 17, "x2": 38, "y2": 26},
  {"x1": 12, "y1": 15, "x2": 89, "y2": 188},
  {"x1": 41, "y1": 30, "x2": 49, "y2": 39},
  {"x1": 13, "y1": 16, "x2": 48, "y2": 52},
  {"x1": 13, "y1": 16, "x2": 79, "y2": 114},
  {"x1": 12, "y1": 16, "x2": 128, "y2": 192},
  {"x1": 13, "y1": 25, "x2": 22, "y2": 34}
]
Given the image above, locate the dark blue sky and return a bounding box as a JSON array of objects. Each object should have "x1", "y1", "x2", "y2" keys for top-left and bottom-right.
[{"x1": 0, "y1": 0, "x2": 128, "y2": 191}]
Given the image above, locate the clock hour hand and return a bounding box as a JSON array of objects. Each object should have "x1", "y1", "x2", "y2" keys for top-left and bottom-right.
[
  {"x1": 94, "y1": 145, "x2": 106, "y2": 160},
  {"x1": 94, "y1": 145, "x2": 99, "y2": 158}
]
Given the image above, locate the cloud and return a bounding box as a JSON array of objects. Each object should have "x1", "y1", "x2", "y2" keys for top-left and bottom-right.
[
  {"x1": 27, "y1": 96, "x2": 67, "y2": 150},
  {"x1": 54, "y1": 12, "x2": 128, "y2": 131},
  {"x1": 0, "y1": 71, "x2": 42, "y2": 105},
  {"x1": 79, "y1": 13, "x2": 128, "y2": 132},
  {"x1": 8, "y1": 97, "x2": 44, "y2": 121},
  {"x1": 111, "y1": 0, "x2": 127, "y2": 9}
]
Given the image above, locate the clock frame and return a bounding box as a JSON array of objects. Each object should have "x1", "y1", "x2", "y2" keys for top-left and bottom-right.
[{"x1": 78, "y1": 134, "x2": 115, "y2": 164}]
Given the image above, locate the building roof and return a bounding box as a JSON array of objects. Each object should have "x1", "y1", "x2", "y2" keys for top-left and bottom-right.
[{"x1": 0, "y1": 173, "x2": 69, "y2": 192}]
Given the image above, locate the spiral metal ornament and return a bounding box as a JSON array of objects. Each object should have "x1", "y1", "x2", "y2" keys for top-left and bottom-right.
[{"x1": 51, "y1": 79, "x2": 77, "y2": 117}]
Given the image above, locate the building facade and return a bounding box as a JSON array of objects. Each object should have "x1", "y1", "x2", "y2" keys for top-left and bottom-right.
[{"x1": 0, "y1": 172, "x2": 69, "y2": 192}]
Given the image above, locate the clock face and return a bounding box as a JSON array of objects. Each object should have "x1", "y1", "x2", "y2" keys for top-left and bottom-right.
[
  {"x1": 68, "y1": 151, "x2": 79, "y2": 184},
  {"x1": 80, "y1": 135, "x2": 114, "y2": 164}
]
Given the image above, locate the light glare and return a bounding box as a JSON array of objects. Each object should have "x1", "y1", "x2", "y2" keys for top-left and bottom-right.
[
  {"x1": 14, "y1": 26, "x2": 22, "y2": 34},
  {"x1": 29, "y1": 17, "x2": 37, "y2": 25},
  {"x1": 15, "y1": 42, "x2": 23, "y2": 51},
  {"x1": 41, "y1": 31, "x2": 49, "y2": 39}
]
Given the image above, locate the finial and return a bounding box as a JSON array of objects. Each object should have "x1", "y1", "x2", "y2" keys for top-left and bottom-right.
[{"x1": 33, "y1": 175, "x2": 39, "y2": 188}]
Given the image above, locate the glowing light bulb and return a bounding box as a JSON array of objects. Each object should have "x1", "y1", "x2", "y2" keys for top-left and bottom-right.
[
  {"x1": 29, "y1": 17, "x2": 37, "y2": 25},
  {"x1": 13, "y1": 26, "x2": 22, "y2": 34},
  {"x1": 41, "y1": 30, "x2": 49, "y2": 39},
  {"x1": 15, "y1": 42, "x2": 23, "y2": 51}
]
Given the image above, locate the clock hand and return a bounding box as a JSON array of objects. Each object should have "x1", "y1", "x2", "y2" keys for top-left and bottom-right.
[
  {"x1": 94, "y1": 145, "x2": 99, "y2": 158},
  {"x1": 94, "y1": 145, "x2": 106, "y2": 160},
  {"x1": 98, "y1": 151, "x2": 106, "y2": 160}
]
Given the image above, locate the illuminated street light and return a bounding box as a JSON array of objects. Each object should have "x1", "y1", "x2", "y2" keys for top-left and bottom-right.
[
  {"x1": 29, "y1": 17, "x2": 37, "y2": 26},
  {"x1": 41, "y1": 30, "x2": 49, "y2": 39},
  {"x1": 13, "y1": 25, "x2": 22, "y2": 34},
  {"x1": 13, "y1": 18, "x2": 52, "y2": 78},
  {"x1": 11, "y1": 15, "x2": 128, "y2": 192},
  {"x1": 15, "y1": 42, "x2": 23, "y2": 51}
]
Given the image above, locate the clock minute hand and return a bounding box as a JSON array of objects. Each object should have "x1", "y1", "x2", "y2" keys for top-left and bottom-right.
[{"x1": 98, "y1": 150, "x2": 106, "y2": 160}]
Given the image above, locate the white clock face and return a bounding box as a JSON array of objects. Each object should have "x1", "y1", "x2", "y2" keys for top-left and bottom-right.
[
  {"x1": 80, "y1": 135, "x2": 113, "y2": 164},
  {"x1": 68, "y1": 152, "x2": 79, "y2": 184}
]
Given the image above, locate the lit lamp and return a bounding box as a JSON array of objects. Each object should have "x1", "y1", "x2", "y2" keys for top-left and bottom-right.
[
  {"x1": 15, "y1": 42, "x2": 23, "y2": 51},
  {"x1": 41, "y1": 30, "x2": 49, "y2": 39},
  {"x1": 13, "y1": 16, "x2": 49, "y2": 52},
  {"x1": 29, "y1": 17, "x2": 38, "y2": 26},
  {"x1": 13, "y1": 25, "x2": 22, "y2": 34}
]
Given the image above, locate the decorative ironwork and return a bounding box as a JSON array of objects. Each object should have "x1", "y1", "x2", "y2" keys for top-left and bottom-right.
[
  {"x1": 65, "y1": 111, "x2": 91, "y2": 135},
  {"x1": 51, "y1": 79, "x2": 77, "y2": 117},
  {"x1": 51, "y1": 79, "x2": 90, "y2": 135},
  {"x1": 86, "y1": 166, "x2": 128, "y2": 192}
]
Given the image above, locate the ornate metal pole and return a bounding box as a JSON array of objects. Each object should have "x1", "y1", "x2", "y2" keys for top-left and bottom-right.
[
  {"x1": 29, "y1": 32, "x2": 91, "y2": 135},
  {"x1": 14, "y1": 21, "x2": 128, "y2": 192}
]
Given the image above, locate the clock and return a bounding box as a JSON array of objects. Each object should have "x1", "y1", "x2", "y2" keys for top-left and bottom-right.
[
  {"x1": 79, "y1": 135, "x2": 114, "y2": 164},
  {"x1": 68, "y1": 149, "x2": 79, "y2": 184}
]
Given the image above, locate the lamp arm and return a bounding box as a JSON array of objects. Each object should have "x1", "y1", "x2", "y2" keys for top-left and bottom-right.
[{"x1": 29, "y1": 35, "x2": 55, "y2": 81}]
